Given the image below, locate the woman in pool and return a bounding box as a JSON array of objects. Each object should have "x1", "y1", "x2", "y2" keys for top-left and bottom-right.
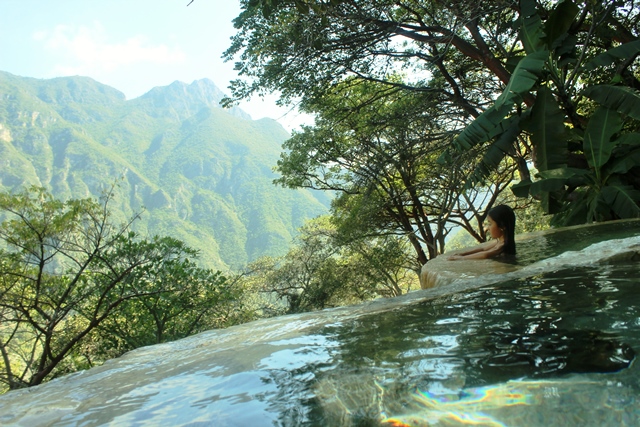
[{"x1": 448, "y1": 204, "x2": 516, "y2": 260}]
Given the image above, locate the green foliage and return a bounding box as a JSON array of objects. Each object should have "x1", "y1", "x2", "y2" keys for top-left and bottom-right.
[
  {"x1": 244, "y1": 216, "x2": 418, "y2": 314},
  {"x1": 527, "y1": 86, "x2": 569, "y2": 172},
  {"x1": 0, "y1": 71, "x2": 329, "y2": 271},
  {"x1": 90, "y1": 251, "x2": 245, "y2": 360},
  {"x1": 0, "y1": 187, "x2": 241, "y2": 391},
  {"x1": 458, "y1": 1, "x2": 640, "y2": 224},
  {"x1": 275, "y1": 79, "x2": 517, "y2": 262},
  {"x1": 259, "y1": 217, "x2": 347, "y2": 313},
  {"x1": 227, "y1": 0, "x2": 640, "y2": 230}
]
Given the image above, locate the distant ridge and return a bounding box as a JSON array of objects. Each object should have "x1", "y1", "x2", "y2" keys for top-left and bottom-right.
[
  {"x1": 0, "y1": 71, "x2": 330, "y2": 270},
  {"x1": 136, "y1": 79, "x2": 251, "y2": 120}
]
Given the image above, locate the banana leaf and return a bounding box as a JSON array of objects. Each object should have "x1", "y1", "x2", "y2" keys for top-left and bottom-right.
[
  {"x1": 495, "y1": 50, "x2": 548, "y2": 109},
  {"x1": 529, "y1": 177, "x2": 567, "y2": 196},
  {"x1": 468, "y1": 116, "x2": 520, "y2": 186},
  {"x1": 601, "y1": 184, "x2": 640, "y2": 219},
  {"x1": 584, "y1": 107, "x2": 622, "y2": 170},
  {"x1": 551, "y1": 195, "x2": 589, "y2": 226},
  {"x1": 605, "y1": 147, "x2": 640, "y2": 176},
  {"x1": 527, "y1": 86, "x2": 568, "y2": 171},
  {"x1": 556, "y1": 34, "x2": 578, "y2": 67},
  {"x1": 453, "y1": 103, "x2": 513, "y2": 151},
  {"x1": 615, "y1": 132, "x2": 640, "y2": 146},
  {"x1": 529, "y1": 167, "x2": 589, "y2": 196},
  {"x1": 587, "y1": 189, "x2": 615, "y2": 222},
  {"x1": 584, "y1": 40, "x2": 640, "y2": 71},
  {"x1": 536, "y1": 167, "x2": 590, "y2": 180},
  {"x1": 582, "y1": 85, "x2": 640, "y2": 121},
  {"x1": 543, "y1": 0, "x2": 579, "y2": 49},
  {"x1": 511, "y1": 178, "x2": 532, "y2": 198},
  {"x1": 519, "y1": 0, "x2": 545, "y2": 54}
]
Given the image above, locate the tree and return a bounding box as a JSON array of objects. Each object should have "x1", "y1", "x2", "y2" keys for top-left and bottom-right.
[
  {"x1": 258, "y1": 217, "x2": 345, "y2": 313},
  {"x1": 225, "y1": 0, "x2": 513, "y2": 120},
  {"x1": 225, "y1": 0, "x2": 640, "y2": 226},
  {"x1": 275, "y1": 79, "x2": 517, "y2": 263},
  {"x1": 233, "y1": 256, "x2": 288, "y2": 318},
  {"x1": 84, "y1": 244, "x2": 246, "y2": 363},
  {"x1": 0, "y1": 187, "x2": 238, "y2": 391},
  {"x1": 336, "y1": 232, "x2": 420, "y2": 297},
  {"x1": 456, "y1": 0, "x2": 640, "y2": 224},
  {"x1": 249, "y1": 216, "x2": 418, "y2": 314}
]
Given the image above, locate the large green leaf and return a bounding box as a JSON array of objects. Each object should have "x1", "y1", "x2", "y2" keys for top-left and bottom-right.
[
  {"x1": 536, "y1": 167, "x2": 590, "y2": 180},
  {"x1": 526, "y1": 167, "x2": 592, "y2": 218},
  {"x1": 586, "y1": 188, "x2": 613, "y2": 222},
  {"x1": 519, "y1": 0, "x2": 545, "y2": 54},
  {"x1": 582, "y1": 85, "x2": 640, "y2": 121},
  {"x1": 453, "y1": 103, "x2": 513, "y2": 150},
  {"x1": 511, "y1": 178, "x2": 532, "y2": 198},
  {"x1": 469, "y1": 116, "x2": 520, "y2": 185},
  {"x1": 584, "y1": 40, "x2": 640, "y2": 71},
  {"x1": 540, "y1": 189, "x2": 563, "y2": 216},
  {"x1": 527, "y1": 86, "x2": 568, "y2": 172},
  {"x1": 495, "y1": 50, "x2": 548, "y2": 109},
  {"x1": 615, "y1": 132, "x2": 640, "y2": 147},
  {"x1": 543, "y1": 0, "x2": 579, "y2": 49},
  {"x1": 583, "y1": 107, "x2": 622, "y2": 170},
  {"x1": 552, "y1": 195, "x2": 589, "y2": 226},
  {"x1": 529, "y1": 167, "x2": 589, "y2": 196},
  {"x1": 601, "y1": 184, "x2": 640, "y2": 219},
  {"x1": 529, "y1": 177, "x2": 567, "y2": 195},
  {"x1": 603, "y1": 135, "x2": 640, "y2": 176},
  {"x1": 555, "y1": 34, "x2": 578, "y2": 67}
]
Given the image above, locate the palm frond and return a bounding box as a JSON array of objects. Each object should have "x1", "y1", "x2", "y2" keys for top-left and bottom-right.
[{"x1": 527, "y1": 86, "x2": 568, "y2": 171}]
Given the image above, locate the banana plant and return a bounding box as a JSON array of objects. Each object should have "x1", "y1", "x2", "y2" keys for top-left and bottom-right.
[
  {"x1": 455, "y1": 0, "x2": 640, "y2": 224},
  {"x1": 526, "y1": 104, "x2": 640, "y2": 224}
]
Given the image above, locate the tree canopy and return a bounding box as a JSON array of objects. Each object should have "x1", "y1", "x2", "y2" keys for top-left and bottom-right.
[
  {"x1": 0, "y1": 187, "x2": 239, "y2": 391},
  {"x1": 275, "y1": 79, "x2": 516, "y2": 263},
  {"x1": 225, "y1": 0, "x2": 640, "y2": 232}
]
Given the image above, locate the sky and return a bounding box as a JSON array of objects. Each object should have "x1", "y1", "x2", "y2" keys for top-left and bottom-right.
[{"x1": 0, "y1": 0, "x2": 309, "y2": 130}]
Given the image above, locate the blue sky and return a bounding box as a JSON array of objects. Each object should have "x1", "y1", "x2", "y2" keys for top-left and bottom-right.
[{"x1": 0, "y1": 0, "x2": 306, "y2": 129}]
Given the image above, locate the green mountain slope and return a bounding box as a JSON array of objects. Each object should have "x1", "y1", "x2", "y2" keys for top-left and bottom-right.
[{"x1": 0, "y1": 71, "x2": 329, "y2": 270}]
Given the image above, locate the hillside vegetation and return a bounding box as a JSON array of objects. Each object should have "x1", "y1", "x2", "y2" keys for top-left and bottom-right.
[{"x1": 0, "y1": 71, "x2": 329, "y2": 270}]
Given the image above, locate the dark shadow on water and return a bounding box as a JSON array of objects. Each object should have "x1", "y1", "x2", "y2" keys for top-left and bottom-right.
[{"x1": 474, "y1": 327, "x2": 635, "y2": 382}]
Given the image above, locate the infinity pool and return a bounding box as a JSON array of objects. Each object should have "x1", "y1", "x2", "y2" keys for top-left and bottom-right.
[
  {"x1": 1, "y1": 221, "x2": 639, "y2": 426},
  {"x1": 309, "y1": 261, "x2": 640, "y2": 425}
]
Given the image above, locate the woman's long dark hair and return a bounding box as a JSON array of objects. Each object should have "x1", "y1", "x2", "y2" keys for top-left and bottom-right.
[{"x1": 488, "y1": 204, "x2": 516, "y2": 255}]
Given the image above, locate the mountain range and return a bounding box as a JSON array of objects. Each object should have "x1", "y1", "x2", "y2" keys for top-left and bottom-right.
[{"x1": 0, "y1": 71, "x2": 329, "y2": 270}]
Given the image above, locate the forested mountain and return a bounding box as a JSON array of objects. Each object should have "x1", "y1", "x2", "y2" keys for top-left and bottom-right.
[{"x1": 0, "y1": 71, "x2": 329, "y2": 270}]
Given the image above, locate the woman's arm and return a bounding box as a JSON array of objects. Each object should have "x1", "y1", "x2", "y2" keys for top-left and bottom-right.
[
  {"x1": 456, "y1": 246, "x2": 486, "y2": 256},
  {"x1": 448, "y1": 241, "x2": 503, "y2": 260}
]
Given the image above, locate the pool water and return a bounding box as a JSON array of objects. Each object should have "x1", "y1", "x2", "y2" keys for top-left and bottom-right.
[
  {"x1": 514, "y1": 219, "x2": 640, "y2": 264},
  {"x1": 421, "y1": 219, "x2": 640, "y2": 289},
  {"x1": 307, "y1": 261, "x2": 640, "y2": 426},
  {"x1": 1, "y1": 222, "x2": 639, "y2": 426}
]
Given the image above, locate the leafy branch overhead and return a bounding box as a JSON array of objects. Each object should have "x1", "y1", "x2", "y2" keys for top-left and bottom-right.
[{"x1": 227, "y1": 0, "x2": 640, "y2": 226}]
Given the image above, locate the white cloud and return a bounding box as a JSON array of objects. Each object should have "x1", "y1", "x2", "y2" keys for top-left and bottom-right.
[{"x1": 35, "y1": 22, "x2": 185, "y2": 75}]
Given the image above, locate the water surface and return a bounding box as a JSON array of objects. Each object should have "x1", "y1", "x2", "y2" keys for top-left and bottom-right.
[{"x1": 1, "y1": 221, "x2": 640, "y2": 426}]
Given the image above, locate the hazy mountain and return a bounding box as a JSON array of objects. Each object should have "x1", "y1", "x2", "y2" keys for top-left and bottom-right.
[{"x1": 0, "y1": 71, "x2": 329, "y2": 270}]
